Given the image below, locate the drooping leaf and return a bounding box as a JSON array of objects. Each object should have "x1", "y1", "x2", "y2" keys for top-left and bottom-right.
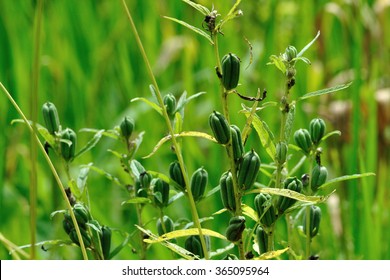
[
  {"x1": 131, "y1": 97, "x2": 162, "y2": 115},
  {"x1": 319, "y1": 173, "x2": 376, "y2": 190},
  {"x1": 321, "y1": 130, "x2": 342, "y2": 142},
  {"x1": 50, "y1": 209, "x2": 67, "y2": 219},
  {"x1": 144, "y1": 228, "x2": 226, "y2": 244},
  {"x1": 181, "y1": 0, "x2": 210, "y2": 16},
  {"x1": 209, "y1": 243, "x2": 235, "y2": 258},
  {"x1": 12, "y1": 119, "x2": 57, "y2": 147},
  {"x1": 144, "y1": 131, "x2": 216, "y2": 158},
  {"x1": 164, "y1": 16, "x2": 213, "y2": 44},
  {"x1": 299, "y1": 82, "x2": 352, "y2": 101}
]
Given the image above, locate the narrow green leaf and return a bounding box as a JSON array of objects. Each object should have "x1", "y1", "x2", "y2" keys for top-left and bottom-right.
[
  {"x1": 69, "y1": 179, "x2": 81, "y2": 199},
  {"x1": 109, "y1": 230, "x2": 132, "y2": 260},
  {"x1": 130, "y1": 159, "x2": 146, "y2": 178},
  {"x1": 50, "y1": 209, "x2": 67, "y2": 219},
  {"x1": 247, "y1": 187, "x2": 330, "y2": 203},
  {"x1": 242, "y1": 204, "x2": 258, "y2": 222},
  {"x1": 14, "y1": 239, "x2": 74, "y2": 253},
  {"x1": 77, "y1": 163, "x2": 93, "y2": 196},
  {"x1": 297, "y1": 31, "x2": 320, "y2": 58},
  {"x1": 321, "y1": 130, "x2": 341, "y2": 142},
  {"x1": 299, "y1": 82, "x2": 352, "y2": 101},
  {"x1": 121, "y1": 197, "x2": 151, "y2": 205},
  {"x1": 87, "y1": 165, "x2": 123, "y2": 186},
  {"x1": 164, "y1": 16, "x2": 213, "y2": 44},
  {"x1": 267, "y1": 55, "x2": 286, "y2": 74},
  {"x1": 79, "y1": 128, "x2": 120, "y2": 140},
  {"x1": 143, "y1": 131, "x2": 217, "y2": 159},
  {"x1": 131, "y1": 97, "x2": 162, "y2": 115},
  {"x1": 243, "y1": 111, "x2": 276, "y2": 160},
  {"x1": 209, "y1": 243, "x2": 235, "y2": 258},
  {"x1": 144, "y1": 228, "x2": 226, "y2": 244},
  {"x1": 319, "y1": 173, "x2": 376, "y2": 190},
  {"x1": 12, "y1": 119, "x2": 57, "y2": 147},
  {"x1": 181, "y1": 0, "x2": 210, "y2": 15},
  {"x1": 74, "y1": 129, "x2": 104, "y2": 159},
  {"x1": 254, "y1": 247, "x2": 289, "y2": 260}
]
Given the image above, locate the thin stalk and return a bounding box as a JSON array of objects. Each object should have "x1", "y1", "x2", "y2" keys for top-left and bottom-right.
[
  {"x1": 212, "y1": 33, "x2": 244, "y2": 259},
  {"x1": 29, "y1": 0, "x2": 44, "y2": 260},
  {"x1": 121, "y1": 0, "x2": 209, "y2": 259},
  {"x1": 305, "y1": 156, "x2": 314, "y2": 259},
  {"x1": 136, "y1": 204, "x2": 146, "y2": 259},
  {"x1": 0, "y1": 82, "x2": 89, "y2": 260}
]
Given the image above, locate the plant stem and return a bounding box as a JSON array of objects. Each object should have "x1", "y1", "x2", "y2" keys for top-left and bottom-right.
[
  {"x1": 121, "y1": 0, "x2": 209, "y2": 259},
  {"x1": 0, "y1": 82, "x2": 89, "y2": 260}
]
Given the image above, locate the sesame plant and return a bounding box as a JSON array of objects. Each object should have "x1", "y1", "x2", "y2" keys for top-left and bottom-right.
[{"x1": 0, "y1": 0, "x2": 375, "y2": 260}]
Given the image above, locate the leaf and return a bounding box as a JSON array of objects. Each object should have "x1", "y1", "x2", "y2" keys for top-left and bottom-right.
[
  {"x1": 181, "y1": 0, "x2": 210, "y2": 16},
  {"x1": 79, "y1": 128, "x2": 120, "y2": 140},
  {"x1": 164, "y1": 16, "x2": 213, "y2": 44},
  {"x1": 299, "y1": 82, "x2": 352, "y2": 101},
  {"x1": 144, "y1": 228, "x2": 226, "y2": 244},
  {"x1": 68, "y1": 179, "x2": 81, "y2": 199},
  {"x1": 136, "y1": 225, "x2": 199, "y2": 260},
  {"x1": 12, "y1": 119, "x2": 57, "y2": 147},
  {"x1": 87, "y1": 165, "x2": 123, "y2": 186},
  {"x1": 74, "y1": 129, "x2": 104, "y2": 159},
  {"x1": 121, "y1": 197, "x2": 151, "y2": 205},
  {"x1": 13, "y1": 239, "x2": 74, "y2": 254},
  {"x1": 50, "y1": 209, "x2": 67, "y2": 219},
  {"x1": 144, "y1": 131, "x2": 217, "y2": 158},
  {"x1": 253, "y1": 247, "x2": 289, "y2": 260},
  {"x1": 130, "y1": 159, "x2": 146, "y2": 177},
  {"x1": 173, "y1": 112, "x2": 183, "y2": 134},
  {"x1": 242, "y1": 204, "x2": 258, "y2": 222},
  {"x1": 209, "y1": 243, "x2": 235, "y2": 258},
  {"x1": 131, "y1": 97, "x2": 162, "y2": 115},
  {"x1": 321, "y1": 130, "x2": 341, "y2": 141},
  {"x1": 319, "y1": 173, "x2": 376, "y2": 190},
  {"x1": 168, "y1": 192, "x2": 185, "y2": 205},
  {"x1": 284, "y1": 102, "x2": 295, "y2": 141},
  {"x1": 267, "y1": 54, "x2": 286, "y2": 74},
  {"x1": 243, "y1": 111, "x2": 276, "y2": 160},
  {"x1": 108, "y1": 230, "x2": 132, "y2": 260},
  {"x1": 297, "y1": 31, "x2": 320, "y2": 58},
  {"x1": 176, "y1": 91, "x2": 206, "y2": 117},
  {"x1": 247, "y1": 187, "x2": 330, "y2": 203},
  {"x1": 77, "y1": 163, "x2": 93, "y2": 196}
]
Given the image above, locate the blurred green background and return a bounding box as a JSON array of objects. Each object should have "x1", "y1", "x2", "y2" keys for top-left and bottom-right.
[{"x1": 0, "y1": 0, "x2": 389, "y2": 259}]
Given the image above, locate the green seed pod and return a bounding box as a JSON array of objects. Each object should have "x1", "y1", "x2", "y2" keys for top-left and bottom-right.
[
  {"x1": 277, "y1": 177, "x2": 303, "y2": 214},
  {"x1": 256, "y1": 226, "x2": 268, "y2": 254},
  {"x1": 156, "y1": 215, "x2": 174, "y2": 236},
  {"x1": 275, "y1": 141, "x2": 288, "y2": 164},
  {"x1": 184, "y1": 235, "x2": 210, "y2": 258},
  {"x1": 230, "y1": 125, "x2": 244, "y2": 160},
  {"x1": 238, "y1": 149, "x2": 261, "y2": 190},
  {"x1": 73, "y1": 203, "x2": 91, "y2": 225},
  {"x1": 88, "y1": 219, "x2": 103, "y2": 238},
  {"x1": 100, "y1": 226, "x2": 111, "y2": 260},
  {"x1": 163, "y1": 93, "x2": 177, "y2": 118},
  {"x1": 169, "y1": 161, "x2": 186, "y2": 191},
  {"x1": 219, "y1": 171, "x2": 236, "y2": 212},
  {"x1": 62, "y1": 212, "x2": 74, "y2": 234},
  {"x1": 190, "y1": 167, "x2": 208, "y2": 202},
  {"x1": 136, "y1": 187, "x2": 148, "y2": 198},
  {"x1": 120, "y1": 116, "x2": 134, "y2": 140},
  {"x1": 69, "y1": 227, "x2": 91, "y2": 248},
  {"x1": 309, "y1": 118, "x2": 326, "y2": 145},
  {"x1": 311, "y1": 164, "x2": 328, "y2": 192},
  {"x1": 225, "y1": 216, "x2": 246, "y2": 242},
  {"x1": 209, "y1": 111, "x2": 231, "y2": 145},
  {"x1": 42, "y1": 102, "x2": 60, "y2": 135},
  {"x1": 254, "y1": 193, "x2": 276, "y2": 227},
  {"x1": 285, "y1": 45, "x2": 298, "y2": 62},
  {"x1": 153, "y1": 178, "x2": 170, "y2": 208},
  {"x1": 294, "y1": 128, "x2": 312, "y2": 154},
  {"x1": 139, "y1": 172, "x2": 152, "y2": 189},
  {"x1": 60, "y1": 128, "x2": 77, "y2": 162},
  {"x1": 303, "y1": 205, "x2": 322, "y2": 238},
  {"x1": 221, "y1": 53, "x2": 240, "y2": 90}
]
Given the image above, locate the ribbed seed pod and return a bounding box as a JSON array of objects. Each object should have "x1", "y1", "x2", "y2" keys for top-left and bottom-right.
[
  {"x1": 303, "y1": 205, "x2": 322, "y2": 238},
  {"x1": 120, "y1": 116, "x2": 134, "y2": 140},
  {"x1": 238, "y1": 149, "x2": 261, "y2": 190},
  {"x1": 61, "y1": 128, "x2": 77, "y2": 162},
  {"x1": 225, "y1": 216, "x2": 246, "y2": 242},
  {"x1": 62, "y1": 212, "x2": 74, "y2": 234},
  {"x1": 42, "y1": 102, "x2": 60, "y2": 135},
  {"x1": 219, "y1": 171, "x2": 236, "y2": 212},
  {"x1": 73, "y1": 203, "x2": 91, "y2": 226},
  {"x1": 100, "y1": 226, "x2": 111, "y2": 260},
  {"x1": 294, "y1": 128, "x2": 312, "y2": 154},
  {"x1": 209, "y1": 111, "x2": 231, "y2": 145},
  {"x1": 163, "y1": 93, "x2": 177, "y2": 118},
  {"x1": 254, "y1": 193, "x2": 276, "y2": 227},
  {"x1": 311, "y1": 164, "x2": 328, "y2": 192},
  {"x1": 169, "y1": 161, "x2": 186, "y2": 191},
  {"x1": 230, "y1": 125, "x2": 244, "y2": 160},
  {"x1": 153, "y1": 178, "x2": 170, "y2": 208},
  {"x1": 275, "y1": 141, "x2": 288, "y2": 165},
  {"x1": 309, "y1": 118, "x2": 326, "y2": 145},
  {"x1": 277, "y1": 177, "x2": 303, "y2": 214},
  {"x1": 184, "y1": 235, "x2": 210, "y2": 259},
  {"x1": 190, "y1": 167, "x2": 208, "y2": 202},
  {"x1": 256, "y1": 226, "x2": 268, "y2": 254},
  {"x1": 69, "y1": 227, "x2": 91, "y2": 248},
  {"x1": 139, "y1": 172, "x2": 152, "y2": 189},
  {"x1": 284, "y1": 45, "x2": 298, "y2": 62},
  {"x1": 156, "y1": 215, "x2": 174, "y2": 236},
  {"x1": 221, "y1": 53, "x2": 240, "y2": 90}
]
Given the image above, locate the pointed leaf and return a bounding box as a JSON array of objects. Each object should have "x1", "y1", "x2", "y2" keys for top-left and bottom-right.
[
  {"x1": 319, "y1": 173, "x2": 376, "y2": 190},
  {"x1": 297, "y1": 31, "x2": 320, "y2": 58},
  {"x1": 247, "y1": 187, "x2": 330, "y2": 203},
  {"x1": 121, "y1": 197, "x2": 151, "y2": 205},
  {"x1": 181, "y1": 0, "x2": 210, "y2": 15},
  {"x1": 144, "y1": 228, "x2": 226, "y2": 244},
  {"x1": 284, "y1": 102, "x2": 296, "y2": 141},
  {"x1": 79, "y1": 128, "x2": 120, "y2": 140},
  {"x1": 242, "y1": 204, "x2": 258, "y2": 222},
  {"x1": 164, "y1": 16, "x2": 213, "y2": 44},
  {"x1": 87, "y1": 165, "x2": 123, "y2": 186},
  {"x1": 68, "y1": 179, "x2": 81, "y2": 199},
  {"x1": 74, "y1": 129, "x2": 104, "y2": 159},
  {"x1": 299, "y1": 82, "x2": 352, "y2": 101},
  {"x1": 77, "y1": 163, "x2": 93, "y2": 196},
  {"x1": 131, "y1": 97, "x2": 162, "y2": 115}
]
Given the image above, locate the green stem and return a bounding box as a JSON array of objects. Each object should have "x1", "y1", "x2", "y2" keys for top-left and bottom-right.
[
  {"x1": 305, "y1": 155, "x2": 314, "y2": 259},
  {"x1": 121, "y1": 0, "x2": 208, "y2": 260},
  {"x1": 0, "y1": 82, "x2": 89, "y2": 260}
]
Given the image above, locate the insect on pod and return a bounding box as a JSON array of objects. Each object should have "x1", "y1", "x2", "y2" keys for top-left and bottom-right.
[
  {"x1": 237, "y1": 149, "x2": 261, "y2": 190},
  {"x1": 209, "y1": 111, "x2": 231, "y2": 145},
  {"x1": 221, "y1": 53, "x2": 241, "y2": 91},
  {"x1": 225, "y1": 216, "x2": 246, "y2": 242},
  {"x1": 219, "y1": 171, "x2": 236, "y2": 212},
  {"x1": 190, "y1": 167, "x2": 208, "y2": 202},
  {"x1": 42, "y1": 102, "x2": 60, "y2": 135}
]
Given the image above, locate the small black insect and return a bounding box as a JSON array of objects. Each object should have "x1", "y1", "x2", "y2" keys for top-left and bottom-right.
[{"x1": 203, "y1": 9, "x2": 219, "y2": 33}]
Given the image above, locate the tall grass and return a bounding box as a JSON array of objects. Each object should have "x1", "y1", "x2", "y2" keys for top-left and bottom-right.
[{"x1": 0, "y1": 0, "x2": 388, "y2": 259}]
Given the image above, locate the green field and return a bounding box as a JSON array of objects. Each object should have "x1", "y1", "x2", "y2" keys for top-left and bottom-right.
[{"x1": 0, "y1": 0, "x2": 389, "y2": 260}]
